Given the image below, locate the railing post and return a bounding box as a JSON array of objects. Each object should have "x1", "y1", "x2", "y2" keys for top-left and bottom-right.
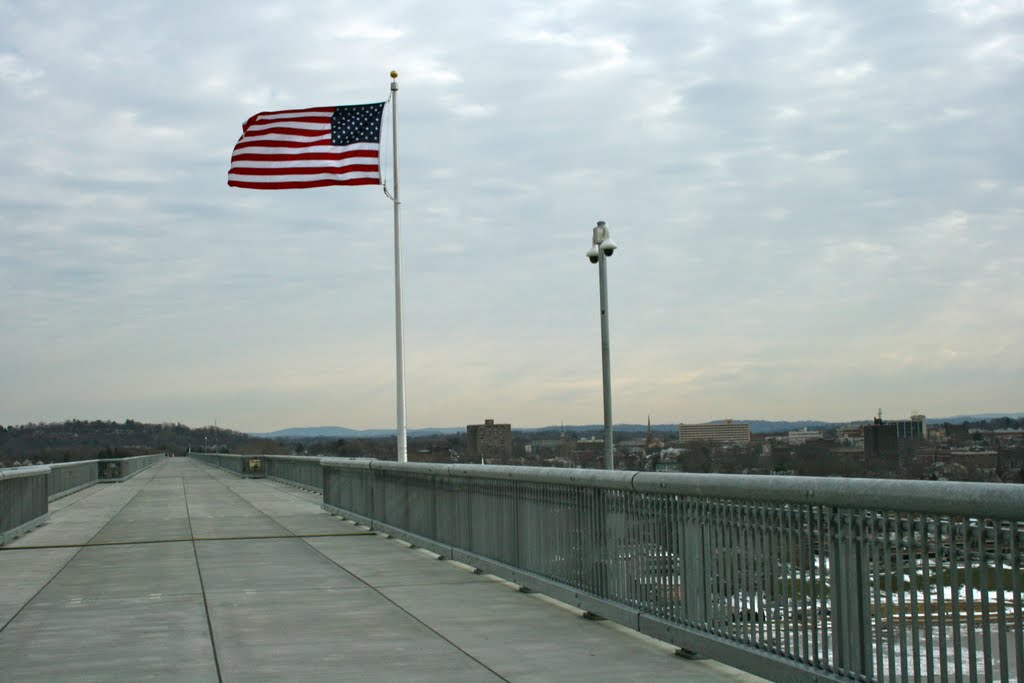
[
  {"x1": 587, "y1": 488, "x2": 609, "y2": 600},
  {"x1": 680, "y1": 500, "x2": 709, "y2": 624},
  {"x1": 830, "y1": 507, "x2": 871, "y2": 675}
]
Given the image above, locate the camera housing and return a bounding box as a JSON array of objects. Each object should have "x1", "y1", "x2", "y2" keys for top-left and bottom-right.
[{"x1": 586, "y1": 221, "x2": 618, "y2": 263}]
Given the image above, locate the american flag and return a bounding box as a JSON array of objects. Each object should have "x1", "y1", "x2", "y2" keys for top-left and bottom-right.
[{"x1": 228, "y1": 102, "x2": 386, "y2": 190}]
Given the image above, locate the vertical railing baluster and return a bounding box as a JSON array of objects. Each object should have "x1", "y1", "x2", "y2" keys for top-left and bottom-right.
[
  {"x1": 895, "y1": 512, "x2": 909, "y2": 683},
  {"x1": 683, "y1": 497, "x2": 707, "y2": 627},
  {"x1": 1012, "y1": 523, "x2": 1023, "y2": 683},
  {"x1": 800, "y1": 503, "x2": 811, "y2": 666},
  {"x1": 746, "y1": 501, "x2": 756, "y2": 648},
  {"x1": 995, "y1": 521, "x2": 1008, "y2": 683},
  {"x1": 729, "y1": 499, "x2": 738, "y2": 638},
  {"x1": 934, "y1": 515, "x2": 948, "y2": 683},
  {"x1": 783, "y1": 504, "x2": 793, "y2": 660},
  {"x1": 869, "y1": 509, "x2": 883, "y2": 681},
  {"x1": 767, "y1": 500, "x2": 774, "y2": 653},
  {"x1": 910, "y1": 513, "x2": 922, "y2": 682},
  {"x1": 671, "y1": 494, "x2": 682, "y2": 624},
  {"x1": 952, "y1": 516, "x2": 965, "y2": 682},
  {"x1": 709, "y1": 498, "x2": 721, "y2": 634},
  {"x1": 740, "y1": 500, "x2": 749, "y2": 642},
  {"x1": 759, "y1": 502, "x2": 769, "y2": 652},
  {"x1": 727, "y1": 499, "x2": 738, "y2": 640},
  {"x1": 921, "y1": 513, "x2": 934, "y2": 683},
  {"x1": 980, "y1": 520, "x2": 994, "y2": 683},
  {"x1": 810, "y1": 504, "x2": 822, "y2": 669},
  {"x1": 966, "y1": 516, "x2": 978, "y2": 681}
]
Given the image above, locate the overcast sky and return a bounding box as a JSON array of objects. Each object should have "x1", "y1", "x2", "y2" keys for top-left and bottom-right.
[{"x1": 1, "y1": 1, "x2": 1021, "y2": 433}]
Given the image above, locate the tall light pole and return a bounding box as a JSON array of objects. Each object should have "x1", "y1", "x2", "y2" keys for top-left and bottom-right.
[{"x1": 586, "y1": 221, "x2": 617, "y2": 470}]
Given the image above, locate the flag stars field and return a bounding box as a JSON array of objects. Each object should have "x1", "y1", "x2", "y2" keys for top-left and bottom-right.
[{"x1": 331, "y1": 103, "x2": 386, "y2": 145}]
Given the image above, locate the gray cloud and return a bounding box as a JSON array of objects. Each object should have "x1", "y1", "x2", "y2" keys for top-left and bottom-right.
[{"x1": 1, "y1": 1, "x2": 1021, "y2": 431}]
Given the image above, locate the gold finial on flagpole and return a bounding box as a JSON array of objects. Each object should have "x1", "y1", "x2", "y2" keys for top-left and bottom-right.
[{"x1": 390, "y1": 70, "x2": 398, "y2": 79}]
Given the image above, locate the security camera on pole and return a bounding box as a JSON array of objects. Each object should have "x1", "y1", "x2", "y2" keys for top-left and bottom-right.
[{"x1": 585, "y1": 221, "x2": 617, "y2": 470}]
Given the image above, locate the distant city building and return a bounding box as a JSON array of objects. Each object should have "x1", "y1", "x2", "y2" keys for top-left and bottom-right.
[
  {"x1": 895, "y1": 414, "x2": 928, "y2": 440},
  {"x1": 837, "y1": 426, "x2": 865, "y2": 448},
  {"x1": 678, "y1": 420, "x2": 751, "y2": 444},
  {"x1": 574, "y1": 438, "x2": 606, "y2": 467},
  {"x1": 992, "y1": 428, "x2": 1024, "y2": 444},
  {"x1": 466, "y1": 419, "x2": 512, "y2": 463},
  {"x1": 864, "y1": 419, "x2": 900, "y2": 460},
  {"x1": 863, "y1": 414, "x2": 927, "y2": 462},
  {"x1": 526, "y1": 438, "x2": 575, "y2": 464},
  {"x1": 788, "y1": 428, "x2": 824, "y2": 445},
  {"x1": 950, "y1": 448, "x2": 998, "y2": 471}
]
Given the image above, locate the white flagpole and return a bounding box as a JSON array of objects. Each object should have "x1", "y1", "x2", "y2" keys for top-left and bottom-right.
[{"x1": 390, "y1": 70, "x2": 408, "y2": 462}]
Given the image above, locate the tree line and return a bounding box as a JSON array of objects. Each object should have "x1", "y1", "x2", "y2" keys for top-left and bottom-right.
[{"x1": 0, "y1": 419, "x2": 291, "y2": 466}]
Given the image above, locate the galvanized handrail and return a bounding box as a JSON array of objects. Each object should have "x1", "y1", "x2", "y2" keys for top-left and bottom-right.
[{"x1": 320, "y1": 460, "x2": 1024, "y2": 682}]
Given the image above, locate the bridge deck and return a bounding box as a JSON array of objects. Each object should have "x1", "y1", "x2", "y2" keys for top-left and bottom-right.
[{"x1": 0, "y1": 458, "x2": 761, "y2": 681}]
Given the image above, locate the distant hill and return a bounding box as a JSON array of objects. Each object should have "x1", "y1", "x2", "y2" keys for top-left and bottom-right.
[
  {"x1": 255, "y1": 426, "x2": 463, "y2": 439},
  {"x1": 257, "y1": 413, "x2": 1023, "y2": 439},
  {"x1": 1, "y1": 419, "x2": 287, "y2": 464},
  {"x1": 926, "y1": 413, "x2": 1024, "y2": 423}
]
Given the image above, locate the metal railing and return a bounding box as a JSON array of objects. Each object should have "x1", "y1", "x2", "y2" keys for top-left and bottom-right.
[
  {"x1": 0, "y1": 466, "x2": 50, "y2": 545},
  {"x1": 110, "y1": 453, "x2": 166, "y2": 481},
  {"x1": 321, "y1": 461, "x2": 1024, "y2": 682},
  {"x1": 265, "y1": 455, "x2": 323, "y2": 492},
  {"x1": 1, "y1": 454, "x2": 166, "y2": 544},
  {"x1": 47, "y1": 460, "x2": 98, "y2": 500},
  {"x1": 189, "y1": 452, "x2": 263, "y2": 477},
  {"x1": 47, "y1": 453, "x2": 166, "y2": 500},
  {"x1": 190, "y1": 452, "x2": 338, "y2": 492}
]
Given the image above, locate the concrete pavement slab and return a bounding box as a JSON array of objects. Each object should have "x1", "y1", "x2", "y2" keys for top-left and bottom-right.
[
  {"x1": 191, "y1": 478, "x2": 364, "y2": 536},
  {"x1": 7, "y1": 520, "x2": 112, "y2": 548},
  {"x1": 308, "y1": 535, "x2": 493, "y2": 587},
  {"x1": 41, "y1": 541, "x2": 202, "y2": 600},
  {"x1": 47, "y1": 484, "x2": 106, "y2": 512},
  {"x1": 0, "y1": 547, "x2": 78, "y2": 625},
  {"x1": 0, "y1": 599, "x2": 29, "y2": 629},
  {"x1": 0, "y1": 593, "x2": 218, "y2": 682},
  {"x1": 260, "y1": 512, "x2": 373, "y2": 536},
  {"x1": 206, "y1": 586, "x2": 501, "y2": 682},
  {"x1": 195, "y1": 537, "x2": 365, "y2": 593},
  {"x1": 90, "y1": 516, "x2": 193, "y2": 544},
  {"x1": 306, "y1": 530, "x2": 764, "y2": 681},
  {"x1": 188, "y1": 514, "x2": 291, "y2": 539},
  {"x1": 84, "y1": 485, "x2": 189, "y2": 538},
  {"x1": 379, "y1": 579, "x2": 763, "y2": 682}
]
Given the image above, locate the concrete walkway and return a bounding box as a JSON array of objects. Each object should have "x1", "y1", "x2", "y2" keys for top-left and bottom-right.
[{"x1": 0, "y1": 459, "x2": 763, "y2": 682}]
